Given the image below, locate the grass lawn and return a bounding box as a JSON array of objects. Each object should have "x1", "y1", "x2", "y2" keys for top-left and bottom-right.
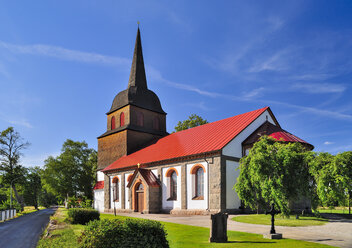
[
  {"x1": 232, "y1": 214, "x2": 328, "y2": 227},
  {"x1": 37, "y1": 209, "x2": 333, "y2": 248},
  {"x1": 317, "y1": 207, "x2": 351, "y2": 215}
]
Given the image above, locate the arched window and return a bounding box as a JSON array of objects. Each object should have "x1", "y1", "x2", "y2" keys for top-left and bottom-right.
[
  {"x1": 153, "y1": 117, "x2": 160, "y2": 130},
  {"x1": 191, "y1": 164, "x2": 205, "y2": 200},
  {"x1": 137, "y1": 112, "x2": 144, "y2": 127},
  {"x1": 166, "y1": 168, "x2": 178, "y2": 201},
  {"x1": 111, "y1": 116, "x2": 116, "y2": 130},
  {"x1": 120, "y1": 112, "x2": 125, "y2": 127},
  {"x1": 195, "y1": 167, "x2": 204, "y2": 199},
  {"x1": 112, "y1": 176, "x2": 119, "y2": 202}
]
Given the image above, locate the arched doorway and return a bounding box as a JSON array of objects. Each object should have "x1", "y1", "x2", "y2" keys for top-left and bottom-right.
[{"x1": 135, "y1": 183, "x2": 144, "y2": 212}]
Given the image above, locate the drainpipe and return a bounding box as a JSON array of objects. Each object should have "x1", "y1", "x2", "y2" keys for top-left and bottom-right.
[{"x1": 204, "y1": 156, "x2": 210, "y2": 212}]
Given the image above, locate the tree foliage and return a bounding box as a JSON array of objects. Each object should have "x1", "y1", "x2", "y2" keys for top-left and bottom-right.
[
  {"x1": 0, "y1": 127, "x2": 29, "y2": 210},
  {"x1": 42, "y1": 139, "x2": 97, "y2": 201},
  {"x1": 310, "y1": 151, "x2": 352, "y2": 213},
  {"x1": 235, "y1": 136, "x2": 313, "y2": 216},
  {"x1": 174, "y1": 114, "x2": 208, "y2": 132}
]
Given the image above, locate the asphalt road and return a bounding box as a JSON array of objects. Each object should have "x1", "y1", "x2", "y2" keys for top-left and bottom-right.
[{"x1": 0, "y1": 208, "x2": 55, "y2": 248}]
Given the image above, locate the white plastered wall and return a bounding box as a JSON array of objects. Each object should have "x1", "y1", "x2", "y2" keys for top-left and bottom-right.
[
  {"x1": 222, "y1": 110, "x2": 275, "y2": 157},
  {"x1": 125, "y1": 173, "x2": 133, "y2": 210},
  {"x1": 94, "y1": 171, "x2": 105, "y2": 212},
  {"x1": 162, "y1": 166, "x2": 181, "y2": 210},
  {"x1": 97, "y1": 171, "x2": 105, "y2": 181},
  {"x1": 110, "y1": 175, "x2": 122, "y2": 209},
  {"x1": 226, "y1": 161, "x2": 241, "y2": 209},
  {"x1": 94, "y1": 189, "x2": 104, "y2": 212},
  {"x1": 186, "y1": 162, "x2": 208, "y2": 209}
]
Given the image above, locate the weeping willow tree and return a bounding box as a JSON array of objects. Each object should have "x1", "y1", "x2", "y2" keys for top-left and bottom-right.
[{"x1": 235, "y1": 136, "x2": 315, "y2": 216}]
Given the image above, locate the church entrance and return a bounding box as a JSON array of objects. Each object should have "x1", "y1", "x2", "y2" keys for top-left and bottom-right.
[{"x1": 135, "y1": 183, "x2": 144, "y2": 212}]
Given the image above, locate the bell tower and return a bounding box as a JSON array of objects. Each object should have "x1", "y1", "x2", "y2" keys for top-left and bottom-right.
[{"x1": 97, "y1": 27, "x2": 167, "y2": 171}]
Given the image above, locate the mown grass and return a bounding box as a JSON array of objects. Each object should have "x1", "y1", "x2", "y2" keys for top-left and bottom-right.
[
  {"x1": 317, "y1": 207, "x2": 351, "y2": 215},
  {"x1": 37, "y1": 209, "x2": 334, "y2": 248},
  {"x1": 232, "y1": 214, "x2": 328, "y2": 227}
]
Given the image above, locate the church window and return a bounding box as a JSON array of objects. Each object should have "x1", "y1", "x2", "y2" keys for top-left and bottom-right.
[
  {"x1": 195, "y1": 168, "x2": 204, "y2": 199},
  {"x1": 111, "y1": 116, "x2": 116, "y2": 130},
  {"x1": 127, "y1": 174, "x2": 133, "y2": 183},
  {"x1": 191, "y1": 164, "x2": 205, "y2": 200},
  {"x1": 112, "y1": 176, "x2": 119, "y2": 202},
  {"x1": 153, "y1": 117, "x2": 160, "y2": 130},
  {"x1": 137, "y1": 112, "x2": 144, "y2": 127},
  {"x1": 166, "y1": 168, "x2": 178, "y2": 201},
  {"x1": 120, "y1": 112, "x2": 125, "y2": 127}
]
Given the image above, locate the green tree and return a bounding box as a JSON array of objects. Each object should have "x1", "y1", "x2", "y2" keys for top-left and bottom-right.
[
  {"x1": 335, "y1": 152, "x2": 352, "y2": 214},
  {"x1": 42, "y1": 139, "x2": 97, "y2": 204},
  {"x1": 174, "y1": 114, "x2": 208, "y2": 132},
  {"x1": 309, "y1": 152, "x2": 336, "y2": 207},
  {"x1": 23, "y1": 166, "x2": 42, "y2": 209},
  {"x1": 0, "y1": 127, "x2": 29, "y2": 210},
  {"x1": 235, "y1": 136, "x2": 314, "y2": 216},
  {"x1": 311, "y1": 152, "x2": 352, "y2": 214}
]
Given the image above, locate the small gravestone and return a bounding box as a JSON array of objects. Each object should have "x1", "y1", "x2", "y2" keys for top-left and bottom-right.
[
  {"x1": 209, "y1": 212, "x2": 228, "y2": 243},
  {"x1": 263, "y1": 203, "x2": 283, "y2": 239}
]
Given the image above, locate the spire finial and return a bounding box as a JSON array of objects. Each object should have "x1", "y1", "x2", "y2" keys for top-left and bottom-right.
[{"x1": 137, "y1": 21, "x2": 140, "y2": 27}]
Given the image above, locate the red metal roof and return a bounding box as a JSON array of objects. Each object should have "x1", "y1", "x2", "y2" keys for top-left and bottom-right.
[
  {"x1": 93, "y1": 181, "x2": 104, "y2": 190},
  {"x1": 242, "y1": 121, "x2": 313, "y2": 149},
  {"x1": 103, "y1": 107, "x2": 269, "y2": 172},
  {"x1": 270, "y1": 131, "x2": 307, "y2": 143},
  {"x1": 127, "y1": 168, "x2": 160, "y2": 188}
]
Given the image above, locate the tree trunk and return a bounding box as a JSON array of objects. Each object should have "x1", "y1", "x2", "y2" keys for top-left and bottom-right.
[{"x1": 12, "y1": 185, "x2": 24, "y2": 211}]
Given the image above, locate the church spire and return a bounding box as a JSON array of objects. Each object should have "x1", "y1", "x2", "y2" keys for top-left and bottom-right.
[{"x1": 128, "y1": 27, "x2": 148, "y2": 89}]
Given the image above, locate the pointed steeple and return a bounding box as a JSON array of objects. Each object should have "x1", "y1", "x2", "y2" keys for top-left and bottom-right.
[{"x1": 128, "y1": 27, "x2": 147, "y2": 89}]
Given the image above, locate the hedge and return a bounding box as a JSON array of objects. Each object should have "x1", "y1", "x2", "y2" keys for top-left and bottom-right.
[
  {"x1": 78, "y1": 218, "x2": 169, "y2": 248},
  {"x1": 67, "y1": 208, "x2": 100, "y2": 225}
]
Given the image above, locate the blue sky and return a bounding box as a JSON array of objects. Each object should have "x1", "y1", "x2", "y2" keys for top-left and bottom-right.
[{"x1": 0, "y1": 1, "x2": 351, "y2": 167}]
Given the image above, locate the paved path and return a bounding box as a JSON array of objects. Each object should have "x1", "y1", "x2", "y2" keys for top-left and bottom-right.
[
  {"x1": 110, "y1": 212, "x2": 352, "y2": 248},
  {"x1": 0, "y1": 208, "x2": 55, "y2": 248}
]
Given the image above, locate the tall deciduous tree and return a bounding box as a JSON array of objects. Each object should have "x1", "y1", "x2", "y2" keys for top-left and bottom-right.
[
  {"x1": 23, "y1": 166, "x2": 42, "y2": 210},
  {"x1": 174, "y1": 114, "x2": 208, "y2": 132},
  {"x1": 0, "y1": 127, "x2": 29, "y2": 210},
  {"x1": 235, "y1": 136, "x2": 314, "y2": 216},
  {"x1": 42, "y1": 139, "x2": 97, "y2": 203}
]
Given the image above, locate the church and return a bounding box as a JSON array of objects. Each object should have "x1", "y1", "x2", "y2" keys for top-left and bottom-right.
[{"x1": 93, "y1": 28, "x2": 313, "y2": 214}]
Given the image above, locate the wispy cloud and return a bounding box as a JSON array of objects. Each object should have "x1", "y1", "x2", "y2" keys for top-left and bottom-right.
[
  {"x1": 248, "y1": 50, "x2": 288, "y2": 73},
  {"x1": 182, "y1": 101, "x2": 213, "y2": 111},
  {"x1": 292, "y1": 83, "x2": 346, "y2": 94},
  {"x1": 2, "y1": 41, "x2": 351, "y2": 123},
  {"x1": 243, "y1": 87, "x2": 265, "y2": 98},
  {"x1": 267, "y1": 17, "x2": 285, "y2": 31},
  {"x1": 324, "y1": 141, "x2": 334, "y2": 145},
  {"x1": 263, "y1": 99, "x2": 352, "y2": 121},
  {"x1": 0, "y1": 41, "x2": 131, "y2": 66},
  {"x1": 8, "y1": 119, "x2": 33, "y2": 128}
]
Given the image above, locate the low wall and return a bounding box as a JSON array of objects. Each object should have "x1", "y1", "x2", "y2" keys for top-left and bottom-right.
[{"x1": 0, "y1": 209, "x2": 17, "y2": 221}]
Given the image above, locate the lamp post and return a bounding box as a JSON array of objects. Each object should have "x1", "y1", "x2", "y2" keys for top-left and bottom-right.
[{"x1": 10, "y1": 177, "x2": 22, "y2": 210}]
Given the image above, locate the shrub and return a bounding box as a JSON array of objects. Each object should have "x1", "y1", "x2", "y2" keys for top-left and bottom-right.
[
  {"x1": 79, "y1": 218, "x2": 169, "y2": 248},
  {"x1": 67, "y1": 208, "x2": 100, "y2": 225}
]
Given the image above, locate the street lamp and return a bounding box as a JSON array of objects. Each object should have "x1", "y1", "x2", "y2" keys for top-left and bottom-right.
[{"x1": 10, "y1": 176, "x2": 22, "y2": 210}]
